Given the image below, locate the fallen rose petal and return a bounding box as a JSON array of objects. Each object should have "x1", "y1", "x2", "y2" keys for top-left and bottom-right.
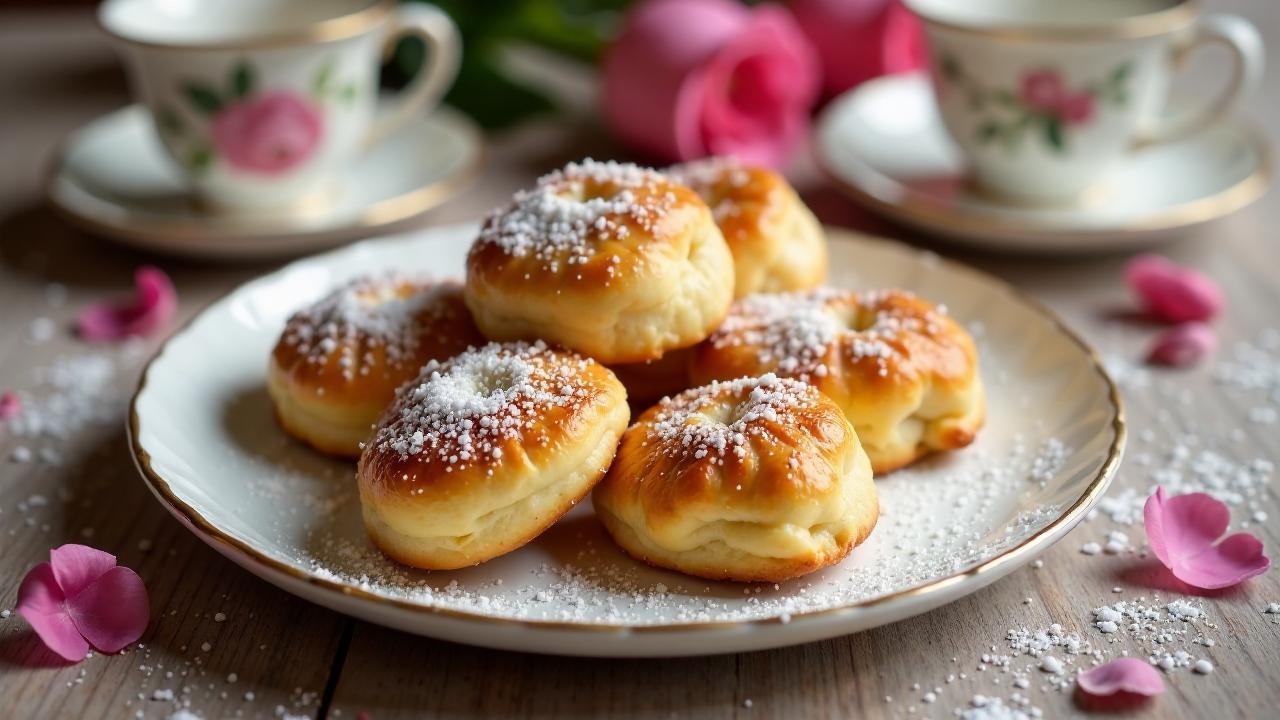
[
  {"x1": 1144, "y1": 487, "x2": 1271, "y2": 590},
  {"x1": 0, "y1": 391, "x2": 19, "y2": 420},
  {"x1": 66, "y1": 566, "x2": 150, "y2": 654},
  {"x1": 1147, "y1": 322, "x2": 1216, "y2": 367},
  {"x1": 1077, "y1": 657, "x2": 1165, "y2": 697},
  {"x1": 50, "y1": 544, "x2": 118, "y2": 599},
  {"x1": 15, "y1": 545, "x2": 150, "y2": 661},
  {"x1": 76, "y1": 266, "x2": 177, "y2": 342},
  {"x1": 16, "y1": 563, "x2": 89, "y2": 662},
  {"x1": 1125, "y1": 254, "x2": 1224, "y2": 323}
]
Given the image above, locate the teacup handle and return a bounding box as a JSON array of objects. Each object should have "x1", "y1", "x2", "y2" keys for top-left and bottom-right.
[
  {"x1": 364, "y1": 3, "x2": 461, "y2": 148},
  {"x1": 1137, "y1": 14, "x2": 1264, "y2": 146}
]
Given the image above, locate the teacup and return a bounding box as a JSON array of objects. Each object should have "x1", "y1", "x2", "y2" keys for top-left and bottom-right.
[
  {"x1": 98, "y1": 0, "x2": 460, "y2": 214},
  {"x1": 905, "y1": 0, "x2": 1263, "y2": 203}
]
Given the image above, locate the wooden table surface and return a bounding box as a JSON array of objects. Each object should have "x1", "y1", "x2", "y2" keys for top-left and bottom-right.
[{"x1": 2, "y1": 4, "x2": 1278, "y2": 719}]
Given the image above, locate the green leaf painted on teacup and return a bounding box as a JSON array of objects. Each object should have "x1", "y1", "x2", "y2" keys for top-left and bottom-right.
[
  {"x1": 1109, "y1": 62, "x2": 1132, "y2": 87},
  {"x1": 976, "y1": 122, "x2": 1001, "y2": 144},
  {"x1": 183, "y1": 83, "x2": 222, "y2": 115},
  {"x1": 993, "y1": 89, "x2": 1018, "y2": 109},
  {"x1": 313, "y1": 59, "x2": 335, "y2": 97},
  {"x1": 156, "y1": 106, "x2": 183, "y2": 137},
  {"x1": 339, "y1": 83, "x2": 357, "y2": 106},
  {"x1": 230, "y1": 61, "x2": 254, "y2": 99},
  {"x1": 1044, "y1": 116, "x2": 1065, "y2": 152},
  {"x1": 187, "y1": 146, "x2": 213, "y2": 174}
]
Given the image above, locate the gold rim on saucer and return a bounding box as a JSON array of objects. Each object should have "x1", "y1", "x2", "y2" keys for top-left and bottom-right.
[
  {"x1": 98, "y1": 0, "x2": 394, "y2": 51},
  {"x1": 815, "y1": 111, "x2": 1272, "y2": 246},
  {"x1": 42, "y1": 106, "x2": 486, "y2": 254},
  {"x1": 906, "y1": 0, "x2": 1199, "y2": 42},
  {"x1": 127, "y1": 228, "x2": 1125, "y2": 636}
]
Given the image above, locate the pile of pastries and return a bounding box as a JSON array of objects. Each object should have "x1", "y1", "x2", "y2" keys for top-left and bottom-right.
[{"x1": 267, "y1": 158, "x2": 985, "y2": 583}]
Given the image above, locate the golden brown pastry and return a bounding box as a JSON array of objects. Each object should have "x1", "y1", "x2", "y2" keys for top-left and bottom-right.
[
  {"x1": 689, "y1": 288, "x2": 985, "y2": 473},
  {"x1": 668, "y1": 157, "x2": 827, "y2": 298},
  {"x1": 358, "y1": 341, "x2": 629, "y2": 570},
  {"x1": 464, "y1": 159, "x2": 735, "y2": 364},
  {"x1": 593, "y1": 374, "x2": 878, "y2": 583},
  {"x1": 607, "y1": 348, "x2": 695, "y2": 409},
  {"x1": 267, "y1": 275, "x2": 484, "y2": 458}
]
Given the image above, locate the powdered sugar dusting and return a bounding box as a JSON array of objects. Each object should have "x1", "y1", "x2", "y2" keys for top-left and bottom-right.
[
  {"x1": 648, "y1": 373, "x2": 814, "y2": 462},
  {"x1": 279, "y1": 274, "x2": 455, "y2": 380},
  {"x1": 373, "y1": 341, "x2": 594, "y2": 468},
  {"x1": 474, "y1": 159, "x2": 677, "y2": 272}
]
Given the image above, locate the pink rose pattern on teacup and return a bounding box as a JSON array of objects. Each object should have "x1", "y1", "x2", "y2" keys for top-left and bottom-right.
[
  {"x1": 157, "y1": 60, "x2": 356, "y2": 176},
  {"x1": 936, "y1": 54, "x2": 1130, "y2": 154},
  {"x1": 210, "y1": 91, "x2": 323, "y2": 175},
  {"x1": 603, "y1": 0, "x2": 819, "y2": 168}
]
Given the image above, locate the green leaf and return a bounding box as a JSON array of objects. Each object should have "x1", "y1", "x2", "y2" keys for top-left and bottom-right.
[
  {"x1": 1109, "y1": 62, "x2": 1133, "y2": 87},
  {"x1": 156, "y1": 106, "x2": 183, "y2": 136},
  {"x1": 1044, "y1": 116, "x2": 1065, "y2": 152},
  {"x1": 187, "y1": 147, "x2": 213, "y2": 173},
  {"x1": 993, "y1": 89, "x2": 1018, "y2": 108},
  {"x1": 230, "y1": 61, "x2": 254, "y2": 98},
  {"x1": 183, "y1": 83, "x2": 222, "y2": 115},
  {"x1": 340, "y1": 83, "x2": 357, "y2": 105},
  {"x1": 313, "y1": 59, "x2": 335, "y2": 97},
  {"x1": 976, "y1": 122, "x2": 1001, "y2": 143},
  {"x1": 940, "y1": 54, "x2": 962, "y2": 82}
]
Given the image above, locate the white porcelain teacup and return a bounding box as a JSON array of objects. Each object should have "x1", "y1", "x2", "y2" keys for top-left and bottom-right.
[
  {"x1": 99, "y1": 0, "x2": 460, "y2": 214},
  {"x1": 905, "y1": 0, "x2": 1263, "y2": 203}
]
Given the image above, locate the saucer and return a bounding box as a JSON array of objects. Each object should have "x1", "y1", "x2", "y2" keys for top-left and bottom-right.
[
  {"x1": 815, "y1": 73, "x2": 1270, "y2": 253},
  {"x1": 46, "y1": 103, "x2": 483, "y2": 259}
]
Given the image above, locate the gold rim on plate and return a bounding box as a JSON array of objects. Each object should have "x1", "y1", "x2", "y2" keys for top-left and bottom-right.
[{"x1": 127, "y1": 229, "x2": 1126, "y2": 635}]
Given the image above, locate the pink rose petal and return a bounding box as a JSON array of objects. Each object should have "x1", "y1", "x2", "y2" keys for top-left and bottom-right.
[
  {"x1": 16, "y1": 562, "x2": 89, "y2": 662},
  {"x1": 66, "y1": 566, "x2": 150, "y2": 654},
  {"x1": 1125, "y1": 254, "x2": 1224, "y2": 323},
  {"x1": 14, "y1": 545, "x2": 150, "y2": 661},
  {"x1": 1144, "y1": 487, "x2": 1271, "y2": 590},
  {"x1": 0, "y1": 391, "x2": 20, "y2": 420},
  {"x1": 1147, "y1": 322, "x2": 1215, "y2": 367},
  {"x1": 51, "y1": 544, "x2": 118, "y2": 598},
  {"x1": 1077, "y1": 657, "x2": 1165, "y2": 697},
  {"x1": 76, "y1": 266, "x2": 177, "y2": 342}
]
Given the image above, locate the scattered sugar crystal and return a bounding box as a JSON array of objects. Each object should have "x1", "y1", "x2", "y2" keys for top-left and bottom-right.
[
  {"x1": 1193, "y1": 659, "x2": 1213, "y2": 674},
  {"x1": 1080, "y1": 542, "x2": 1101, "y2": 556}
]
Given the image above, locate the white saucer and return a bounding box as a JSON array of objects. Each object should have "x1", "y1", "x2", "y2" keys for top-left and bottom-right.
[
  {"x1": 130, "y1": 223, "x2": 1122, "y2": 657},
  {"x1": 815, "y1": 73, "x2": 1270, "y2": 253},
  {"x1": 46, "y1": 104, "x2": 483, "y2": 260}
]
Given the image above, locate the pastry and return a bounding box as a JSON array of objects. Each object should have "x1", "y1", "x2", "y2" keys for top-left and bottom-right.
[
  {"x1": 689, "y1": 288, "x2": 985, "y2": 473},
  {"x1": 268, "y1": 275, "x2": 483, "y2": 458},
  {"x1": 358, "y1": 341, "x2": 629, "y2": 569},
  {"x1": 669, "y1": 157, "x2": 827, "y2": 298},
  {"x1": 594, "y1": 373, "x2": 877, "y2": 583},
  {"x1": 464, "y1": 159, "x2": 734, "y2": 364}
]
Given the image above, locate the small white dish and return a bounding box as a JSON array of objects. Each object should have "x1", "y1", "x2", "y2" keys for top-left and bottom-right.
[
  {"x1": 129, "y1": 224, "x2": 1124, "y2": 657},
  {"x1": 46, "y1": 103, "x2": 482, "y2": 259},
  {"x1": 815, "y1": 73, "x2": 1270, "y2": 253}
]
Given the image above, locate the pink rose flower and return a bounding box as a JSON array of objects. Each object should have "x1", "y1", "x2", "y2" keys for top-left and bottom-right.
[
  {"x1": 602, "y1": 0, "x2": 819, "y2": 168},
  {"x1": 792, "y1": 0, "x2": 925, "y2": 97},
  {"x1": 1058, "y1": 92, "x2": 1095, "y2": 126},
  {"x1": 1020, "y1": 69, "x2": 1066, "y2": 114},
  {"x1": 210, "y1": 90, "x2": 324, "y2": 175}
]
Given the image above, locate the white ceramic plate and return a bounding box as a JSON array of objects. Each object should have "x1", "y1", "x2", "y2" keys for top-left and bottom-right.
[
  {"x1": 46, "y1": 104, "x2": 483, "y2": 260},
  {"x1": 128, "y1": 224, "x2": 1124, "y2": 657},
  {"x1": 815, "y1": 73, "x2": 1270, "y2": 253}
]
